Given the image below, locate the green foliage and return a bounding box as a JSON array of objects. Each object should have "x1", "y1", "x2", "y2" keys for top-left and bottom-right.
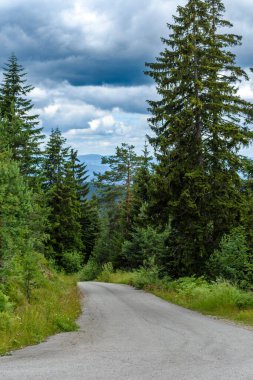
[
  {"x1": 93, "y1": 143, "x2": 143, "y2": 246},
  {"x1": 42, "y1": 129, "x2": 93, "y2": 268},
  {"x1": 0, "y1": 157, "x2": 47, "y2": 300},
  {"x1": 96, "y1": 263, "x2": 114, "y2": 282},
  {"x1": 0, "y1": 290, "x2": 12, "y2": 312},
  {"x1": 79, "y1": 259, "x2": 101, "y2": 281},
  {"x1": 53, "y1": 315, "x2": 78, "y2": 332},
  {"x1": 62, "y1": 251, "x2": 83, "y2": 274},
  {"x1": 145, "y1": 0, "x2": 253, "y2": 276},
  {"x1": 0, "y1": 274, "x2": 80, "y2": 355},
  {"x1": 208, "y1": 227, "x2": 253, "y2": 287},
  {"x1": 0, "y1": 54, "x2": 44, "y2": 179},
  {"x1": 81, "y1": 197, "x2": 100, "y2": 262},
  {"x1": 133, "y1": 258, "x2": 160, "y2": 289},
  {"x1": 122, "y1": 226, "x2": 168, "y2": 268}
]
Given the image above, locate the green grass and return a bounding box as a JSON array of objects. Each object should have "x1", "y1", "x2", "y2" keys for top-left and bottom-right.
[
  {"x1": 0, "y1": 274, "x2": 81, "y2": 355},
  {"x1": 96, "y1": 266, "x2": 253, "y2": 327}
]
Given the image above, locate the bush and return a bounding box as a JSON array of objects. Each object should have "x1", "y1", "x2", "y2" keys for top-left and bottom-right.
[
  {"x1": 62, "y1": 251, "x2": 83, "y2": 273},
  {"x1": 174, "y1": 276, "x2": 209, "y2": 296},
  {"x1": 133, "y1": 257, "x2": 160, "y2": 289},
  {"x1": 79, "y1": 259, "x2": 101, "y2": 281},
  {"x1": 96, "y1": 263, "x2": 114, "y2": 282},
  {"x1": 207, "y1": 227, "x2": 253, "y2": 288},
  {"x1": 122, "y1": 226, "x2": 168, "y2": 268},
  {"x1": 0, "y1": 290, "x2": 12, "y2": 312},
  {"x1": 234, "y1": 292, "x2": 253, "y2": 309},
  {"x1": 0, "y1": 312, "x2": 13, "y2": 332}
]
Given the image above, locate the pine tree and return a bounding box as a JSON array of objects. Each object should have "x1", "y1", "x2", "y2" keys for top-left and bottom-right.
[
  {"x1": 94, "y1": 143, "x2": 142, "y2": 227},
  {"x1": 145, "y1": 0, "x2": 253, "y2": 276},
  {"x1": 0, "y1": 54, "x2": 44, "y2": 178}
]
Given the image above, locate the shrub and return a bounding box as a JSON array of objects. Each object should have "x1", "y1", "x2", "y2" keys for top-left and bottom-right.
[
  {"x1": 79, "y1": 259, "x2": 101, "y2": 281},
  {"x1": 207, "y1": 227, "x2": 253, "y2": 288},
  {"x1": 122, "y1": 226, "x2": 168, "y2": 268},
  {"x1": 234, "y1": 291, "x2": 253, "y2": 309},
  {"x1": 133, "y1": 257, "x2": 160, "y2": 289},
  {"x1": 174, "y1": 276, "x2": 209, "y2": 296},
  {"x1": 0, "y1": 290, "x2": 12, "y2": 312},
  {"x1": 62, "y1": 251, "x2": 83, "y2": 273},
  {"x1": 96, "y1": 263, "x2": 114, "y2": 282}
]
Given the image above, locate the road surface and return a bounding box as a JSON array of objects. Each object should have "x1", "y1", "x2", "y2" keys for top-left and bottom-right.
[{"x1": 1, "y1": 282, "x2": 253, "y2": 379}]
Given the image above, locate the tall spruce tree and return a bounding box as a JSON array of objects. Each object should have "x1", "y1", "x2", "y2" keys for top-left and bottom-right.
[
  {"x1": 0, "y1": 54, "x2": 44, "y2": 178},
  {"x1": 145, "y1": 0, "x2": 253, "y2": 276},
  {"x1": 131, "y1": 142, "x2": 153, "y2": 226},
  {"x1": 42, "y1": 129, "x2": 94, "y2": 267},
  {"x1": 42, "y1": 129, "x2": 72, "y2": 263}
]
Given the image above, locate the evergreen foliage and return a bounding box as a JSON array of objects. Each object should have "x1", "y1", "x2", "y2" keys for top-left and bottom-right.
[
  {"x1": 94, "y1": 143, "x2": 142, "y2": 222},
  {"x1": 208, "y1": 227, "x2": 253, "y2": 287},
  {"x1": 145, "y1": 0, "x2": 253, "y2": 276},
  {"x1": 93, "y1": 144, "x2": 143, "y2": 267},
  {"x1": 0, "y1": 55, "x2": 44, "y2": 178},
  {"x1": 0, "y1": 154, "x2": 47, "y2": 299},
  {"x1": 42, "y1": 129, "x2": 96, "y2": 268}
]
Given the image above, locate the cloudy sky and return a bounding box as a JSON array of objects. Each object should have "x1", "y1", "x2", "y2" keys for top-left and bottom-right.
[{"x1": 0, "y1": 0, "x2": 253, "y2": 155}]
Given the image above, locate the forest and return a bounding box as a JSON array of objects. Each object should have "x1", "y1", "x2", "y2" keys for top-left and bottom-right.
[{"x1": 1, "y1": 0, "x2": 253, "y2": 353}]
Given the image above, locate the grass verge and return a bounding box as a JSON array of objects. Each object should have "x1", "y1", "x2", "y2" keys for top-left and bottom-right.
[
  {"x1": 0, "y1": 274, "x2": 81, "y2": 355},
  {"x1": 94, "y1": 264, "x2": 253, "y2": 327}
]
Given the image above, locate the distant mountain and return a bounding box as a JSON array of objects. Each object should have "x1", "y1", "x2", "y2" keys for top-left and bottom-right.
[{"x1": 78, "y1": 154, "x2": 109, "y2": 180}]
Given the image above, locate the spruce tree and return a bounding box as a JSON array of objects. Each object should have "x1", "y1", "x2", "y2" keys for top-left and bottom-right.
[
  {"x1": 145, "y1": 0, "x2": 253, "y2": 276},
  {"x1": 131, "y1": 142, "x2": 153, "y2": 226},
  {"x1": 42, "y1": 128, "x2": 71, "y2": 263},
  {"x1": 42, "y1": 128, "x2": 69, "y2": 189},
  {"x1": 42, "y1": 129, "x2": 94, "y2": 268},
  {"x1": 0, "y1": 54, "x2": 44, "y2": 178},
  {"x1": 0, "y1": 153, "x2": 47, "y2": 296},
  {"x1": 81, "y1": 196, "x2": 100, "y2": 262}
]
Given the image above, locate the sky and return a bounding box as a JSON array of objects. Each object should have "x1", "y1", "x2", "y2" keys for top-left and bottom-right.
[{"x1": 0, "y1": 0, "x2": 253, "y2": 155}]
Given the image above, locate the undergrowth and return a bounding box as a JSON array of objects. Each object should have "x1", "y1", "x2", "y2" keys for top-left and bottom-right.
[{"x1": 0, "y1": 274, "x2": 81, "y2": 355}]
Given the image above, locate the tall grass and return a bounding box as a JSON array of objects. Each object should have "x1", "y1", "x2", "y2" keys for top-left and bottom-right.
[{"x1": 0, "y1": 274, "x2": 81, "y2": 355}]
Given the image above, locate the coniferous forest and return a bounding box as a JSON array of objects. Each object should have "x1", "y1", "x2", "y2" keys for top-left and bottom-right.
[{"x1": 1, "y1": 0, "x2": 253, "y2": 353}]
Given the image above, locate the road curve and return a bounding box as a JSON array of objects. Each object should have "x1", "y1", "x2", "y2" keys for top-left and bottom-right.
[{"x1": 1, "y1": 282, "x2": 253, "y2": 379}]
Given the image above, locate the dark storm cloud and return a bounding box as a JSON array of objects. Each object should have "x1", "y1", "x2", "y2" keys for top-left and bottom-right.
[
  {"x1": 0, "y1": 0, "x2": 252, "y2": 154},
  {"x1": 0, "y1": 0, "x2": 179, "y2": 86},
  {"x1": 0, "y1": 0, "x2": 252, "y2": 85}
]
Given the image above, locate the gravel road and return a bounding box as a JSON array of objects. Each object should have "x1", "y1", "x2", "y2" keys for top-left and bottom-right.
[{"x1": 1, "y1": 282, "x2": 253, "y2": 380}]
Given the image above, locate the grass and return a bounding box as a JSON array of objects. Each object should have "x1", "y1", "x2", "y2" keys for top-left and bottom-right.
[
  {"x1": 0, "y1": 274, "x2": 81, "y2": 355},
  {"x1": 94, "y1": 263, "x2": 253, "y2": 327}
]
